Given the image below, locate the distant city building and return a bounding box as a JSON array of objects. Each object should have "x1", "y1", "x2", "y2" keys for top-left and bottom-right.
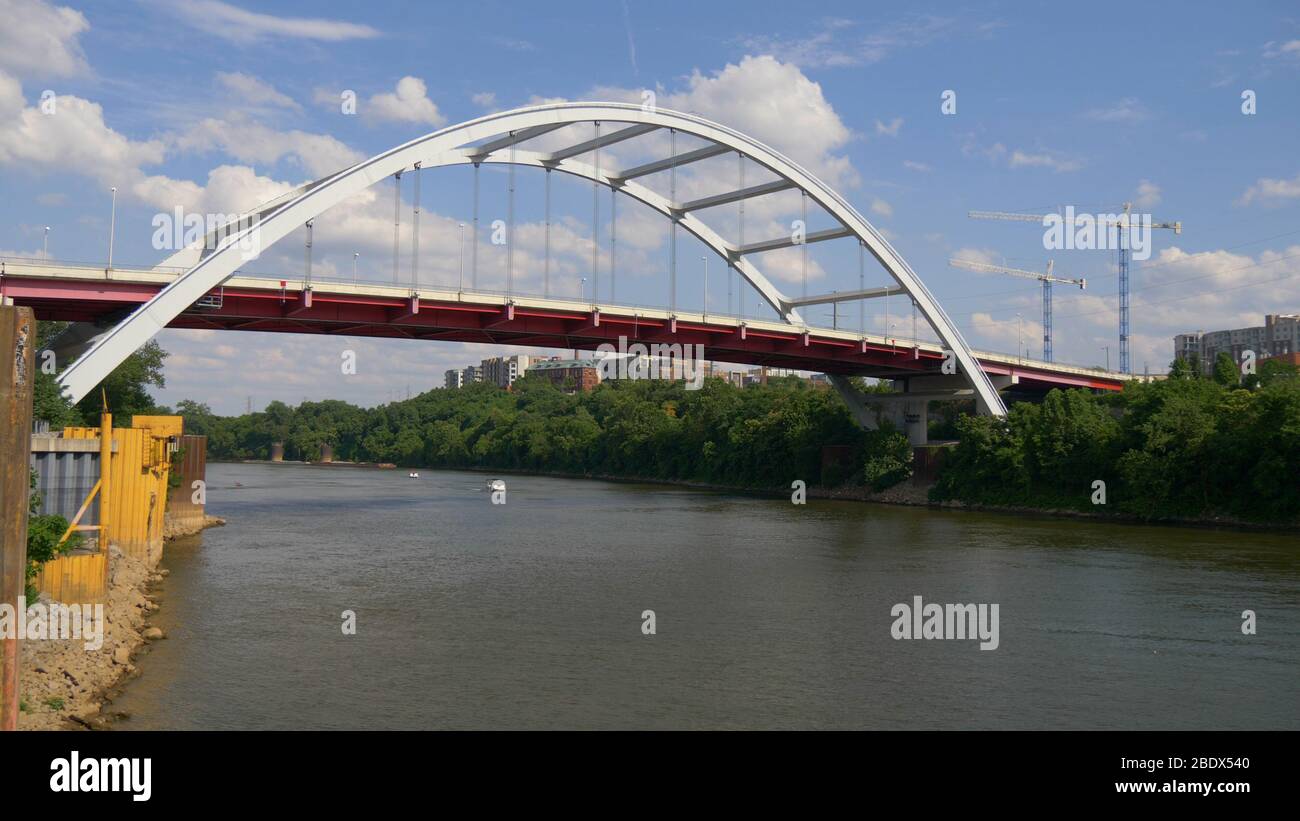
[
  {"x1": 444, "y1": 368, "x2": 464, "y2": 389},
  {"x1": 462, "y1": 365, "x2": 482, "y2": 385},
  {"x1": 527, "y1": 357, "x2": 602, "y2": 392},
  {"x1": 1175, "y1": 314, "x2": 1300, "y2": 372},
  {"x1": 480, "y1": 355, "x2": 532, "y2": 388}
]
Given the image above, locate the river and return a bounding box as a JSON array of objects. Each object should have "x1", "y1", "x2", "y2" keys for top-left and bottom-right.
[{"x1": 107, "y1": 462, "x2": 1300, "y2": 730}]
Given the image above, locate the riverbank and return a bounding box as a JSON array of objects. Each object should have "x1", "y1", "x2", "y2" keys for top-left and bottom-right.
[
  {"x1": 17, "y1": 515, "x2": 224, "y2": 730},
  {"x1": 438, "y1": 464, "x2": 1300, "y2": 533}
]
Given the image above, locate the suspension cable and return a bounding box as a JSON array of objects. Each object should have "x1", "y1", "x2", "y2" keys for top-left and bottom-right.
[
  {"x1": 471, "y1": 162, "x2": 480, "y2": 290},
  {"x1": 592, "y1": 122, "x2": 601, "y2": 304},
  {"x1": 801, "y1": 191, "x2": 808, "y2": 301},
  {"x1": 858, "y1": 240, "x2": 865, "y2": 335},
  {"x1": 410, "y1": 162, "x2": 421, "y2": 291},
  {"x1": 737, "y1": 152, "x2": 745, "y2": 319},
  {"x1": 610, "y1": 186, "x2": 617, "y2": 305},
  {"x1": 507, "y1": 143, "x2": 516, "y2": 298},
  {"x1": 392, "y1": 171, "x2": 402, "y2": 284},
  {"x1": 544, "y1": 168, "x2": 551, "y2": 299},
  {"x1": 669, "y1": 128, "x2": 677, "y2": 315}
]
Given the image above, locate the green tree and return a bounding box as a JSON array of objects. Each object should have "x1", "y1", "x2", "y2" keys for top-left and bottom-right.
[{"x1": 1212, "y1": 352, "x2": 1240, "y2": 387}]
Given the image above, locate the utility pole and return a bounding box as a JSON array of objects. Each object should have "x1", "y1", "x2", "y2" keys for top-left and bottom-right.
[
  {"x1": 42, "y1": 227, "x2": 49, "y2": 259},
  {"x1": 1, "y1": 305, "x2": 36, "y2": 731}
]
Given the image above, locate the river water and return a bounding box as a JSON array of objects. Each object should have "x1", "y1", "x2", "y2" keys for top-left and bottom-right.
[{"x1": 108, "y1": 462, "x2": 1300, "y2": 730}]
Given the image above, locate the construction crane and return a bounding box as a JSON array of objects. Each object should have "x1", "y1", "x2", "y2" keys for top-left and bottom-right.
[
  {"x1": 949, "y1": 257, "x2": 1085, "y2": 362},
  {"x1": 969, "y1": 205, "x2": 1181, "y2": 373}
]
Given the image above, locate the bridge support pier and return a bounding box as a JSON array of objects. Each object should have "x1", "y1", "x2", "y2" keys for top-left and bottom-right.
[{"x1": 903, "y1": 399, "x2": 929, "y2": 447}]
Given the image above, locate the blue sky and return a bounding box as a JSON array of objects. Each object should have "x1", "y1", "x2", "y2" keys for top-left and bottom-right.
[{"x1": 2, "y1": 0, "x2": 1299, "y2": 413}]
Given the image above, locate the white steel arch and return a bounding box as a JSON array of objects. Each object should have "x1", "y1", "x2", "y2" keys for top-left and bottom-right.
[{"x1": 59, "y1": 102, "x2": 1007, "y2": 415}]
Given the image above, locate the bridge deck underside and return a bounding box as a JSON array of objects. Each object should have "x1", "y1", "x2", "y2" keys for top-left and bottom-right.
[{"x1": 7, "y1": 277, "x2": 1124, "y2": 392}]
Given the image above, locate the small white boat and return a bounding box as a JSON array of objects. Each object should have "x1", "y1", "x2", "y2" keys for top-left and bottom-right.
[
  {"x1": 489, "y1": 479, "x2": 506, "y2": 492},
  {"x1": 408, "y1": 471, "x2": 420, "y2": 479}
]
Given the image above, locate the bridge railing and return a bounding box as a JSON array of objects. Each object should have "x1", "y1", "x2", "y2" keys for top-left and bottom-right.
[{"x1": 3, "y1": 254, "x2": 1128, "y2": 375}]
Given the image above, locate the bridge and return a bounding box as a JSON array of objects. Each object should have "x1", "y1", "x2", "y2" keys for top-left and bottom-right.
[{"x1": 1, "y1": 102, "x2": 1147, "y2": 443}]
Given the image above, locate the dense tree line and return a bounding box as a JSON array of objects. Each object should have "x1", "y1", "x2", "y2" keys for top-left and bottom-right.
[
  {"x1": 179, "y1": 376, "x2": 905, "y2": 490},
  {"x1": 931, "y1": 358, "x2": 1300, "y2": 522}
]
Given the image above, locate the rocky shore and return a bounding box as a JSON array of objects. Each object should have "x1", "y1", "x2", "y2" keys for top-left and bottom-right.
[{"x1": 16, "y1": 514, "x2": 224, "y2": 730}]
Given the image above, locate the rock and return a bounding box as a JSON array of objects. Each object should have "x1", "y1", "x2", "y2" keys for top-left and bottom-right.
[
  {"x1": 112, "y1": 647, "x2": 131, "y2": 665},
  {"x1": 159, "y1": 569, "x2": 170, "y2": 577},
  {"x1": 142, "y1": 627, "x2": 164, "y2": 640}
]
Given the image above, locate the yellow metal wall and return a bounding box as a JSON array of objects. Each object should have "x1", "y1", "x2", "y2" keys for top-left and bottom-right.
[
  {"x1": 63, "y1": 420, "x2": 176, "y2": 566},
  {"x1": 32, "y1": 553, "x2": 108, "y2": 604}
]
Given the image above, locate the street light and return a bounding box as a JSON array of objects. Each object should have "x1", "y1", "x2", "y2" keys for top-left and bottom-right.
[
  {"x1": 353, "y1": 252, "x2": 359, "y2": 283},
  {"x1": 1016, "y1": 313, "x2": 1024, "y2": 362},
  {"x1": 581, "y1": 276, "x2": 587, "y2": 303},
  {"x1": 107, "y1": 187, "x2": 117, "y2": 273},
  {"x1": 43, "y1": 226, "x2": 50, "y2": 259},
  {"x1": 1103, "y1": 346, "x2": 1110, "y2": 371}
]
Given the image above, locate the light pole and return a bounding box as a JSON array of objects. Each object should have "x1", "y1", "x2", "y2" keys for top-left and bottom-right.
[
  {"x1": 1103, "y1": 346, "x2": 1110, "y2": 371},
  {"x1": 43, "y1": 226, "x2": 50, "y2": 259},
  {"x1": 1016, "y1": 313, "x2": 1023, "y2": 362},
  {"x1": 458, "y1": 222, "x2": 465, "y2": 293},
  {"x1": 353, "y1": 252, "x2": 359, "y2": 283},
  {"x1": 581, "y1": 276, "x2": 587, "y2": 303},
  {"x1": 107, "y1": 187, "x2": 117, "y2": 273}
]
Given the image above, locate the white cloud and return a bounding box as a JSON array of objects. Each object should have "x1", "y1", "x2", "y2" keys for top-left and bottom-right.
[
  {"x1": 0, "y1": 84, "x2": 167, "y2": 190},
  {"x1": 902, "y1": 160, "x2": 931, "y2": 172},
  {"x1": 1007, "y1": 149, "x2": 1083, "y2": 173},
  {"x1": 874, "y1": 117, "x2": 903, "y2": 137},
  {"x1": 1237, "y1": 172, "x2": 1300, "y2": 205},
  {"x1": 594, "y1": 55, "x2": 858, "y2": 191},
  {"x1": 172, "y1": 115, "x2": 365, "y2": 179},
  {"x1": 1083, "y1": 97, "x2": 1149, "y2": 123},
  {"x1": 738, "y1": 14, "x2": 1001, "y2": 69},
  {"x1": 471, "y1": 91, "x2": 498, "y2": 110},
  {"x1": 366, "y1": 76, "x2": 445, "y2": 127},
  {"x1": 161, "y1": 0, "x2": 380, "y2": 44},
  {"x1": 870, "y1": 198, "x2": 893, "y2": 218},
  {"x1": 1134, "y1": 179, "x2": 1161, "y2": 208},
  {"x1": 1263, "y1": 40, "x2": 1300, "y2": 59},
  {"x1": 216, "y1": 72, "x2": 301, "y2": 111},
  {"x1": 951, "y1": 247, "x2": 1000, "y2": 267},
  {"x1": 0, "y1": 0, "x2": 89, "y2": 79}
]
